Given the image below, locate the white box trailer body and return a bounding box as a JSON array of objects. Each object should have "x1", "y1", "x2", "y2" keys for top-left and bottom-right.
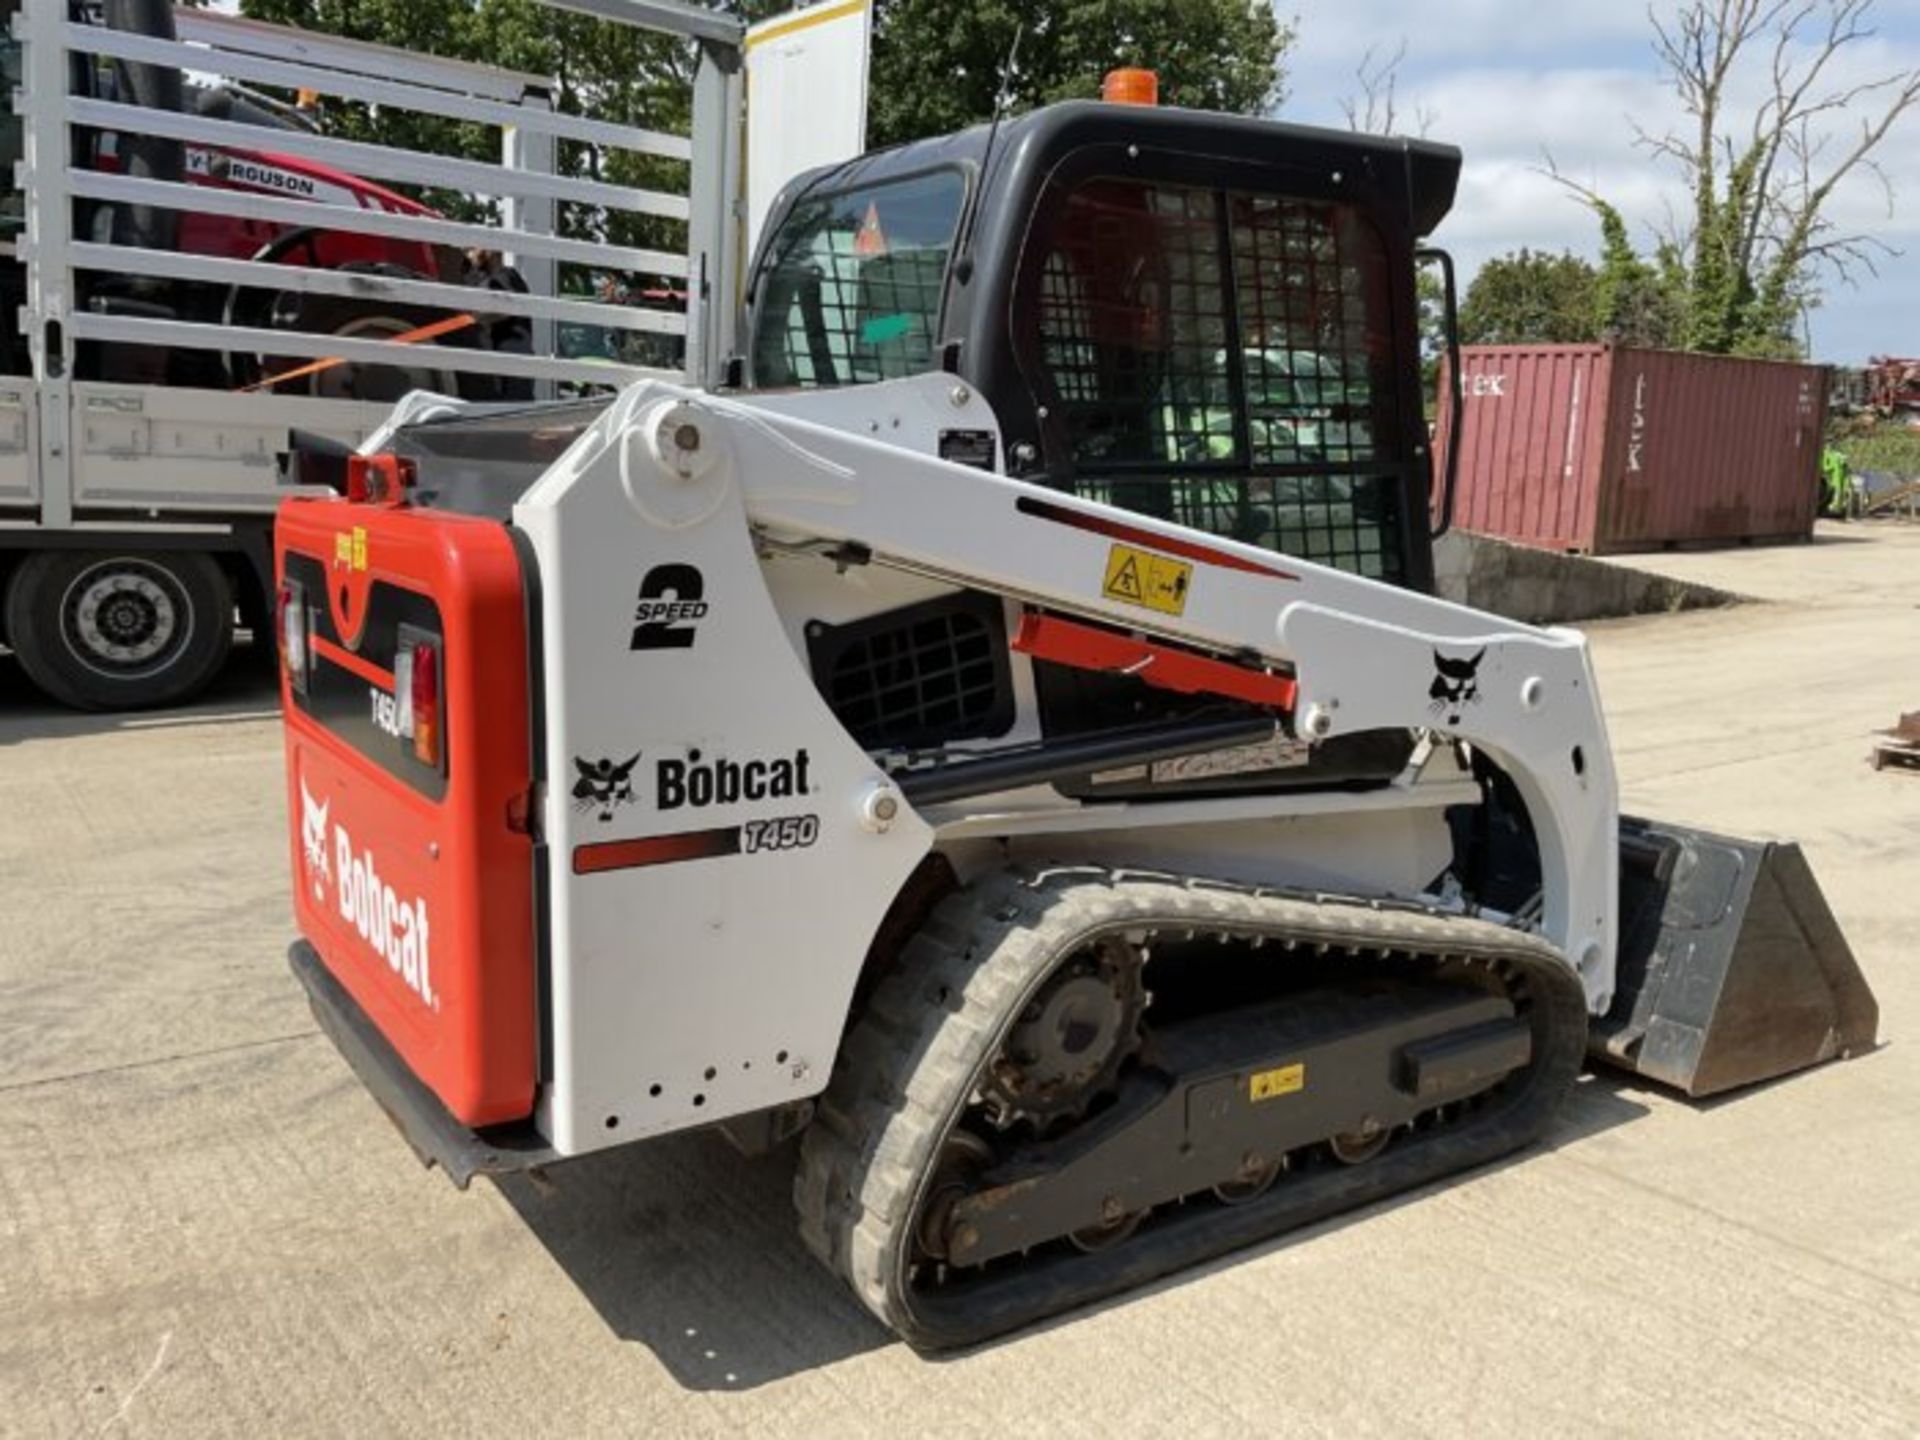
[
  {"x1": 743, "y1": 0, "x2": 872, "y2": 258},
  {"x1": 0, "y1": 0, "x2": 867, "y2": 709}
]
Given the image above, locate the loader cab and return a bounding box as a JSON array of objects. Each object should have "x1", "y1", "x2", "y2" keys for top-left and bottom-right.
[{"x1": 744, "y1": 101, "x2": 1460, "y2": 595}]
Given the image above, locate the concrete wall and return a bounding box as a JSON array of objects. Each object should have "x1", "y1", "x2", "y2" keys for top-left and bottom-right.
[{"x1": 1434, "y1": 530, "x2": 1742, "y2": 625}]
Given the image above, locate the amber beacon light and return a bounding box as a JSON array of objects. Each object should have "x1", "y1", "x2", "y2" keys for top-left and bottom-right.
[{"x1": 1101, "y1": 67, "x2": 1159, "y2": 106}]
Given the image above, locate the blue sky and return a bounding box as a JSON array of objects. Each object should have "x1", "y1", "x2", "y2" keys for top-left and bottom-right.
[{"x1": 1277, "y1": 1, "x2": 1920, "y2": 362}]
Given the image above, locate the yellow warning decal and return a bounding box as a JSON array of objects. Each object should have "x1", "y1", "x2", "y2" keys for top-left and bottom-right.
[
  {"x1": 332, "y1": 527, "x2": 368, "y2": 571},
  {"x1": 1249, "y1": 1062, "x2": 1305, "y2": 1103},
  {"x1": 1102, "y1": 543, "x2": 1192, "y2": 615}
]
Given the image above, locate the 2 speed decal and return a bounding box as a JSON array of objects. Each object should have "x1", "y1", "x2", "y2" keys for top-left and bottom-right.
[{"x1": 630, "y1": 564, "x2": 708, "y2": 650}]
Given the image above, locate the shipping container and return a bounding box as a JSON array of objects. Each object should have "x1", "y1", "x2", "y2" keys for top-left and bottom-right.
[{"x1": 1435, "y1": 344, "x2": 1828, "y2": 553}]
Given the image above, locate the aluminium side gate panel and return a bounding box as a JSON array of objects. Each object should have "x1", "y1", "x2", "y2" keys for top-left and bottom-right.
[
  {"x1": 0, "y1": 380, "x2": 35, "y2": 510},
  {"x1": 28, "y1": 2, "x2": 741, "y2": 524},
  {"x1": 16, "y1": 0, "x2": 74, "y2": 527},
  {"x1": 68, "y1": 385, "x2": 390, "y2": 514}
]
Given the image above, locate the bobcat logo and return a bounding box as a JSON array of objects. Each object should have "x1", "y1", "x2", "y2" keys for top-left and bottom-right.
[
  {"x1": 573, "y1": 754, "x2": 641, "y2": 822},
  {"x1": 300, "y1": 778, "x2": 331, "y2": 899},
  {"x1": 1429, "y1": 648, "x2": 1487, "y2": 727}
]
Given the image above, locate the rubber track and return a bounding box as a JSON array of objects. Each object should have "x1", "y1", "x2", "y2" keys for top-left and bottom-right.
[{"x1": 793, "y1": 865, "x2": 1588, "y2": 1349}]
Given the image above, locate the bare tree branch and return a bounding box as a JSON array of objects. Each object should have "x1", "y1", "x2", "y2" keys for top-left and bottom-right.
[
  {"x1": 1627, "y1": 0, "x2": 1919, "y2": 351},
  {"x1": 1338, "y1": 37, "x2": 1431, "y2": 137}
]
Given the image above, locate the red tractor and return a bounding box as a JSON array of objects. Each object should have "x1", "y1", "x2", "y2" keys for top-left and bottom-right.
[{"x1": 2, "y1": 0, "x2": 531, "y2": 401}]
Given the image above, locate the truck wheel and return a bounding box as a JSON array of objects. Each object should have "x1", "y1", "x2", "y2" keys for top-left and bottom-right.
[{"x1": 3, "y1": 550, "x2": 233, "y2": 711}]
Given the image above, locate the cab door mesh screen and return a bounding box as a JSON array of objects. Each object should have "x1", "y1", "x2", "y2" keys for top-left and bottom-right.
[{"x1": 1034, "y1": 178, "x2": 1406, "y2": 582}]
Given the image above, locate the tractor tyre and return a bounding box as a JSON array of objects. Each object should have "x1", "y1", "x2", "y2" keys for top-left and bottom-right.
[{"x1": 249, "y1": 262, "x2": 460, "y2": 404}]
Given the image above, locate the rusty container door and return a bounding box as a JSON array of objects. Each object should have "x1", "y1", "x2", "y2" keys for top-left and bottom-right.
[
  {"x1": 1437, "y1": 345, "x2": 1613, "y2": 551},
  {"x1": 1593, "y1": 348, "x2": 1827, "y2": 552}
]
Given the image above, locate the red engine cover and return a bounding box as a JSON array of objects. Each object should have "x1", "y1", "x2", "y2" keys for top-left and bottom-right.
[{"x1": 277, "y1": 494, "x2": 536, "y2": 1127}]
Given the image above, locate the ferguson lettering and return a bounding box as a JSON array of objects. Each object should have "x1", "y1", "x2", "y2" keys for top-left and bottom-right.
[
  {"x1": 331, "y1": 824, "x2": 435, "y2": 1008},
  {"x1": 656, "y1": 748, "x2": 811, "y2": 811},
  {"x1": 226, "y1": 157, "x2": 319, "y2": 197}
]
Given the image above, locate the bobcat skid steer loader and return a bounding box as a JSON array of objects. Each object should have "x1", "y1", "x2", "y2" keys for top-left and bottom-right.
[{"x1": 273, "y1": 98, "x2": 1876, "y2": 1348}]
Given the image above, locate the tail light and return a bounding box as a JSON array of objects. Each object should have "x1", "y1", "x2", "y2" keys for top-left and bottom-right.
[
  {"x1": 410, "y1": 639, "x2": 441, "y2": 769},
  {"x1": 277, "y1": 578, "x2": 309, "y2": 694},
  {"x1": 390, "y1": 625, "x2": 444, "y2": 773}
]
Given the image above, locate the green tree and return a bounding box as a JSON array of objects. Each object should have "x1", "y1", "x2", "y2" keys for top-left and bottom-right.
[
  {"x1": 867, "y1": 0, "x2": 1291, "y2": 147},
  {"x1": 1458, "y1": 250, "x2": 1602, "y2": 346},
  {"x1": 1588, "y1": 199, "x2": 1686, "y2": 348},
  {"x1": 239, "y1": 0, "x2": 1291, "y2": 230}
]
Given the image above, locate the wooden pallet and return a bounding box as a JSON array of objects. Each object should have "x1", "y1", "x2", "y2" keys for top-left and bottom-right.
[
  {"x1": 1871, "y1": 713, "x2": 1920, "y2": 773},
  {"x1": 1860, "y1": 479, "x2": 1920, "y2": 520}
]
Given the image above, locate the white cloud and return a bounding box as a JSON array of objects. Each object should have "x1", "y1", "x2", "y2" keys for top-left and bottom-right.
[{"x1": 1277, "y1": 1, "x2": 1920, "y2": 361}]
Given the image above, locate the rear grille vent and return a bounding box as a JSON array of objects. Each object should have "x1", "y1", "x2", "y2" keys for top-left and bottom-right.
[{"x1": 806, "y1": 592, "x2": 1015, "y2": 751}]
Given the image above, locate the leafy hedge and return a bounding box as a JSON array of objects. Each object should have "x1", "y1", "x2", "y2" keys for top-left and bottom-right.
[{"x1": 1832, "y1": 420, "x2": 1920, "y2": 478}]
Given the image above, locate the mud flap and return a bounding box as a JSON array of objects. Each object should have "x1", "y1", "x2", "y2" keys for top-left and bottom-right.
[{"x1": 1590, "y1": 818, "x2": 1879, "y2": 1097}]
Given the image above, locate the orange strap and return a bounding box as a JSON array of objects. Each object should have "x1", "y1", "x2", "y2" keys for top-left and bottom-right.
[{"x1": 243, "y1": 312, "x2": 478, "y2": 392}]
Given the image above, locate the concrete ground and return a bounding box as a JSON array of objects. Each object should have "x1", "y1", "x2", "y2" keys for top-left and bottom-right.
[{"x1": 4, "y1": 521, "x2": 1917, "y2": 1438}]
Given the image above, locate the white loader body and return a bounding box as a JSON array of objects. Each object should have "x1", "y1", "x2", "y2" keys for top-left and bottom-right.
[{"x1": 502, "y1": 373, "x2": 1618, "y2": 1156}]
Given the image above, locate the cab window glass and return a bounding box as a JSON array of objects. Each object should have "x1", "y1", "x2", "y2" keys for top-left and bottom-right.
[{"x1": 751, "y1": 170, "x2": 966, "y2": 388}]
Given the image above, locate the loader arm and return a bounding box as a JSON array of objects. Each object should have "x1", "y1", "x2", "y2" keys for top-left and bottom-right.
[
  {"x1": 695, "y1": 377, "x2": 1620, "y2": 1010},
  {"x1": 510, "y1": 372, "x2": 1618, "y2": 1154}
]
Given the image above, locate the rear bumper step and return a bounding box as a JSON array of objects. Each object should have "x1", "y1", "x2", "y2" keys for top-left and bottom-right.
[{"x1": 289, "y1": 942, "x2": 556, "y2": 1187}]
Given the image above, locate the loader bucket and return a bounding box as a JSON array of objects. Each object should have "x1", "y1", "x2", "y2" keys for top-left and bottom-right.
[{"x1": 1589, "y1": 818, "x2": 1878, "y2": 1098}]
